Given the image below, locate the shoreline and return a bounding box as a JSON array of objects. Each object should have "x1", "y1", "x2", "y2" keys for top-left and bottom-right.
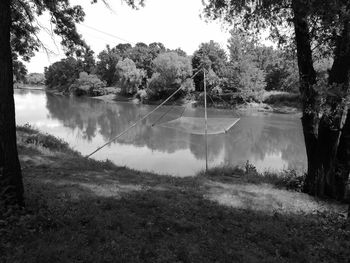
[
  {"x1": 93, "y1": 92, "x2": 301, "y2": 115},
  {"x1": 16, "y1": 85, "x2": 301, "y2": 114}
]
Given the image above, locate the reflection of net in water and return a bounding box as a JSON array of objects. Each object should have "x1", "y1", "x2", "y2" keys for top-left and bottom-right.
[{"x1": 156, "y1": 116, "x2": 240, "y2": 135}]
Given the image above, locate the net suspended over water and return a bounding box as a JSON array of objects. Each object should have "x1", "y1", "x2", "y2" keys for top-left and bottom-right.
[
  {"x1": 157, "y1": 116, "x2": 239, "y2": 135},
  {"x1": 151, "y1": 102, "x2": 240, "y2": 135}
]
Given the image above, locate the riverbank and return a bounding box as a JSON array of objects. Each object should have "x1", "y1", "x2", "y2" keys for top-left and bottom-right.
[
  {"x1": 21, "y1": 85, "x2": 301, "y2": 114},
  {"x1": 93, "y1": 91, "x2": 301, "y2": 114},
  {"x1": 1, "y1": 125, "x2": 349, "y2": 262}
]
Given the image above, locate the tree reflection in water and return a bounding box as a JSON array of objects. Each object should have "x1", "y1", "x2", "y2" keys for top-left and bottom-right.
[{"x1": 43, "y1": 92, "x2": 306, "y2": 173}]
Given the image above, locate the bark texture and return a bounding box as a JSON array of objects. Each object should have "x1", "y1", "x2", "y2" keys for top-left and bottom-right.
[
  {"x1": 292, "y1": 0, "x2": 318, "y2": 195},
  {"x1": 292, "y1": 0, "x2": 350, "y2": 200},
  {"x1": 322, "y1": 18, "x2": 350, "y2": 199},
  {"x1": 0, "y1": 0, "x2": 24, "y2": 207}
]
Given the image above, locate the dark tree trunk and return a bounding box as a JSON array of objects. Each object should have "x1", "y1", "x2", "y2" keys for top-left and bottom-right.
[
  {"x1": 337, "y1": 112, "x2": 350, "y2": 202},
  {"x1": 0, "y1": 0, "x2": 24, "y2": 207},
  {"x1": 292, "y1": 0, "x2": 350, "y2": 200},
  {"x1": 321, "y1": 19, "x2": 350, "y2": 199},
  {"x1": 291, "y1": 0, "x2": 318, "y2": 195}
]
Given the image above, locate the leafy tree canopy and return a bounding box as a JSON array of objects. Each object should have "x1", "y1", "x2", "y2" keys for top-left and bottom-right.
[
  {"x1": 44, "y1": 57, "x2": 80, "y2": 92},
  {"x1": 202, "y1": 0, "x2": 349, "y2": 58},
  {"x1": 192, "y1": 40, "x2": 227, "y2": 91},
  {"x1": 96, "y1": 45, "x2": 121, "y2": 86},
  {"x1": 116, "y1": 58, "x2": 146, "y2": 95},
  {"x1": 148, "y1": 52, "x2": 193, "y2": 99},
  {"x1": 11, "y1": 0, "x2": 145, "y2": 61}
]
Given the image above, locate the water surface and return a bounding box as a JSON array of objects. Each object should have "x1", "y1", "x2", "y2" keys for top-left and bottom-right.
[{"x1": 14, "y1": 89, "x2": 307, "y2": 176}]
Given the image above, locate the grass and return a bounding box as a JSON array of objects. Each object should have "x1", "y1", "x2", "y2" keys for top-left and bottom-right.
[{"x1": 1, "y1": 125, "x2": 349, "y2": 262}]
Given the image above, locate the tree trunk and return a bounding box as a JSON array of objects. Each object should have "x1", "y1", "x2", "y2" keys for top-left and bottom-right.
[
  {"x1": 291, "y1": 0, "x2": 318, "y2": 195},
  {"x1": 292, "y1": 0, "x2": 350, "y2": 200},
  {"x1": 321, "y1": 18, "x2": 350, "y2": 199},
  {"x1": 337, "y1": 112, "x2": 350, "y2": 201},
  {"x1": 0, "y1": 0, "x2": 24, "y2": 207}
]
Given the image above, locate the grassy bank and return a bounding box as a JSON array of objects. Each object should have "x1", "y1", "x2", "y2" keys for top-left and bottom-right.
[{"x1": 1, "y1": 125, "x2": 349, "y2": 262}]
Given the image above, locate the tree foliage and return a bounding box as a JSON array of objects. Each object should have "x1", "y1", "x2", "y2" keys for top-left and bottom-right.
[
  {"x1": 44, "y1": 57, "x2": 80, "y2": 92},
  {"x1": 96, "y1": 45, "x2": 120, "y2": 86},
  {"x1": 227, "y1": 30, "x2": 266, "y2": 101},
  {"x1": 116, "y1": 58, "x2": 146, "y2": 95},
  {"x1": 25, "y1": 73, "x2": 45, "y2": 85},
  {"x1": 70, "y1": 72, "x2": 106, "y2": 96},
  {"x1": 13, "y1": 54, "x2": 27, "y2": 83},
  {"x1": 192, "y1": 40, "x2": 227, "y2": 91},
  {"x1": 148, "y1": 52, "x2": 193, "y2": 100}
]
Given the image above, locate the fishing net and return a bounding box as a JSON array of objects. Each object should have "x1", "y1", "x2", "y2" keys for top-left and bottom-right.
[{"x1": 157, "y1": 116, "x2": 240, "y2": 135}]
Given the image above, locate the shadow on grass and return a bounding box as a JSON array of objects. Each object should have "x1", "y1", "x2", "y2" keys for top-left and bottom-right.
[
  {"x1": 1, "y1": 178, "x2": 350, "y2": 263},
  {"x1": 5, "y1": 125, "x2": 348, "y2": 262}
]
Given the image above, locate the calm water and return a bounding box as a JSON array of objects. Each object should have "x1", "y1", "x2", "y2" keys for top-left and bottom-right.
[{"x1": 14, "y1": 89, "x2": 307, "y2": 176}]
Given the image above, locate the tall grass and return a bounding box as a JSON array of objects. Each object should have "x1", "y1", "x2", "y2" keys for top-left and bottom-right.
[{"x1": 200, "y1": 161, "x2": 305, "y2": 192}]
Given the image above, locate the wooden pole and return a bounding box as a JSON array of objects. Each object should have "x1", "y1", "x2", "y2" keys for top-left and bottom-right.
[{"x1": 204, "y1": 69, "x2": 208, "y2": 172}]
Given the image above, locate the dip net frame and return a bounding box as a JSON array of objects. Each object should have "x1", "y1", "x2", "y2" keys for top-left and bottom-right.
[{"x1": 156, "y1": 116, "x2": 240, "y2": 135}]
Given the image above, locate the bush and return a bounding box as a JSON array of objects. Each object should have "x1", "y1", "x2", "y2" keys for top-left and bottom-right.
[{"x1": 69, "y1": 72, "x2": 106, "y2": 96}]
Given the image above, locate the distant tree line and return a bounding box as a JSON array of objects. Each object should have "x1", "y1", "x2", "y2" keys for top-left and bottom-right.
[
  {"x1": 43, "y1": 30, "x2": 331, "y2": 102},
  {"x1": 44, "y1": 42, "x2": 192, "y2": 100}
]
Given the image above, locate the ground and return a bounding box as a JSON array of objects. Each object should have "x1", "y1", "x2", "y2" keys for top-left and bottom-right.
[{"x1": 1, "y1": 126, "x2": 349, "y2": 262}]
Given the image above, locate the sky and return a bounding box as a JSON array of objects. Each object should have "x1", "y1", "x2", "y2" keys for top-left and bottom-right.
[{"x1": 25, "y1": 0, "x2": 233, "y2": 73}]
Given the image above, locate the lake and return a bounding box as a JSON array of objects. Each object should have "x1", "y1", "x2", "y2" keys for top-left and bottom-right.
[{"x1": 14, "y1": 89, "x2": 307, "y2": 176}]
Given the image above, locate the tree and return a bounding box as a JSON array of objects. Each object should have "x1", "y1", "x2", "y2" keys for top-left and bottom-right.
[
  {"x1": 148, "y1": 42, "x2": 166, "y2": 58},
  {"x1": 129, "y1": 42, "x2": 155, "y2": 78},
  {"x1": 44, "y1": 57, "x2": 80, "y2": 92},
  {"x1": 115, "y1": 43, "x2": 133, "y2": 59},
  {"x1": 148, "y1": 52, "x2": 193, "y2": 100},
  {"x1": 192, "y1": 40, "x2": 227, "y2": 91},
  {"x1": 96, "y1": 45, "x2": 120, "y2": 86},
  {"x1": 25, "y1": 73, "x2": 45, "y2": 86},
  {"x1": 77, "y1": 47, "x2": 96, "y2": 74},
  {"x1": 115, "y1": 58, "x2": 145, "y2": 95},
  {"x1": 0, "y1": 0, "x2": 143, "y2": 207},
  {"x1": 203, "y1": 0, "x2": 350, "y2": 200},
  {"x1": 172, "y1": 48, "x2": 187, "y2": 57},
  {"x1": 70, "y1": 72, "x2": 106, "y2": 96},
  {"x1": 227, "y1": 30, "x2": 266, "y2": 101},
  {"x1": 0, "y1": 0, "x2": 23, "y2": 207}
]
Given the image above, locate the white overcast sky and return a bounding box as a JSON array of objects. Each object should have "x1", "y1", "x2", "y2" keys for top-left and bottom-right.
[{"x1": 25, "y1": 0, "x2": 234, "y2": 73}]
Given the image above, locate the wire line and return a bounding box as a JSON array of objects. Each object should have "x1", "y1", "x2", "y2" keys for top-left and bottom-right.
[{"x1": 79, "y1": 23, "x2": 135, "y2": 45}]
